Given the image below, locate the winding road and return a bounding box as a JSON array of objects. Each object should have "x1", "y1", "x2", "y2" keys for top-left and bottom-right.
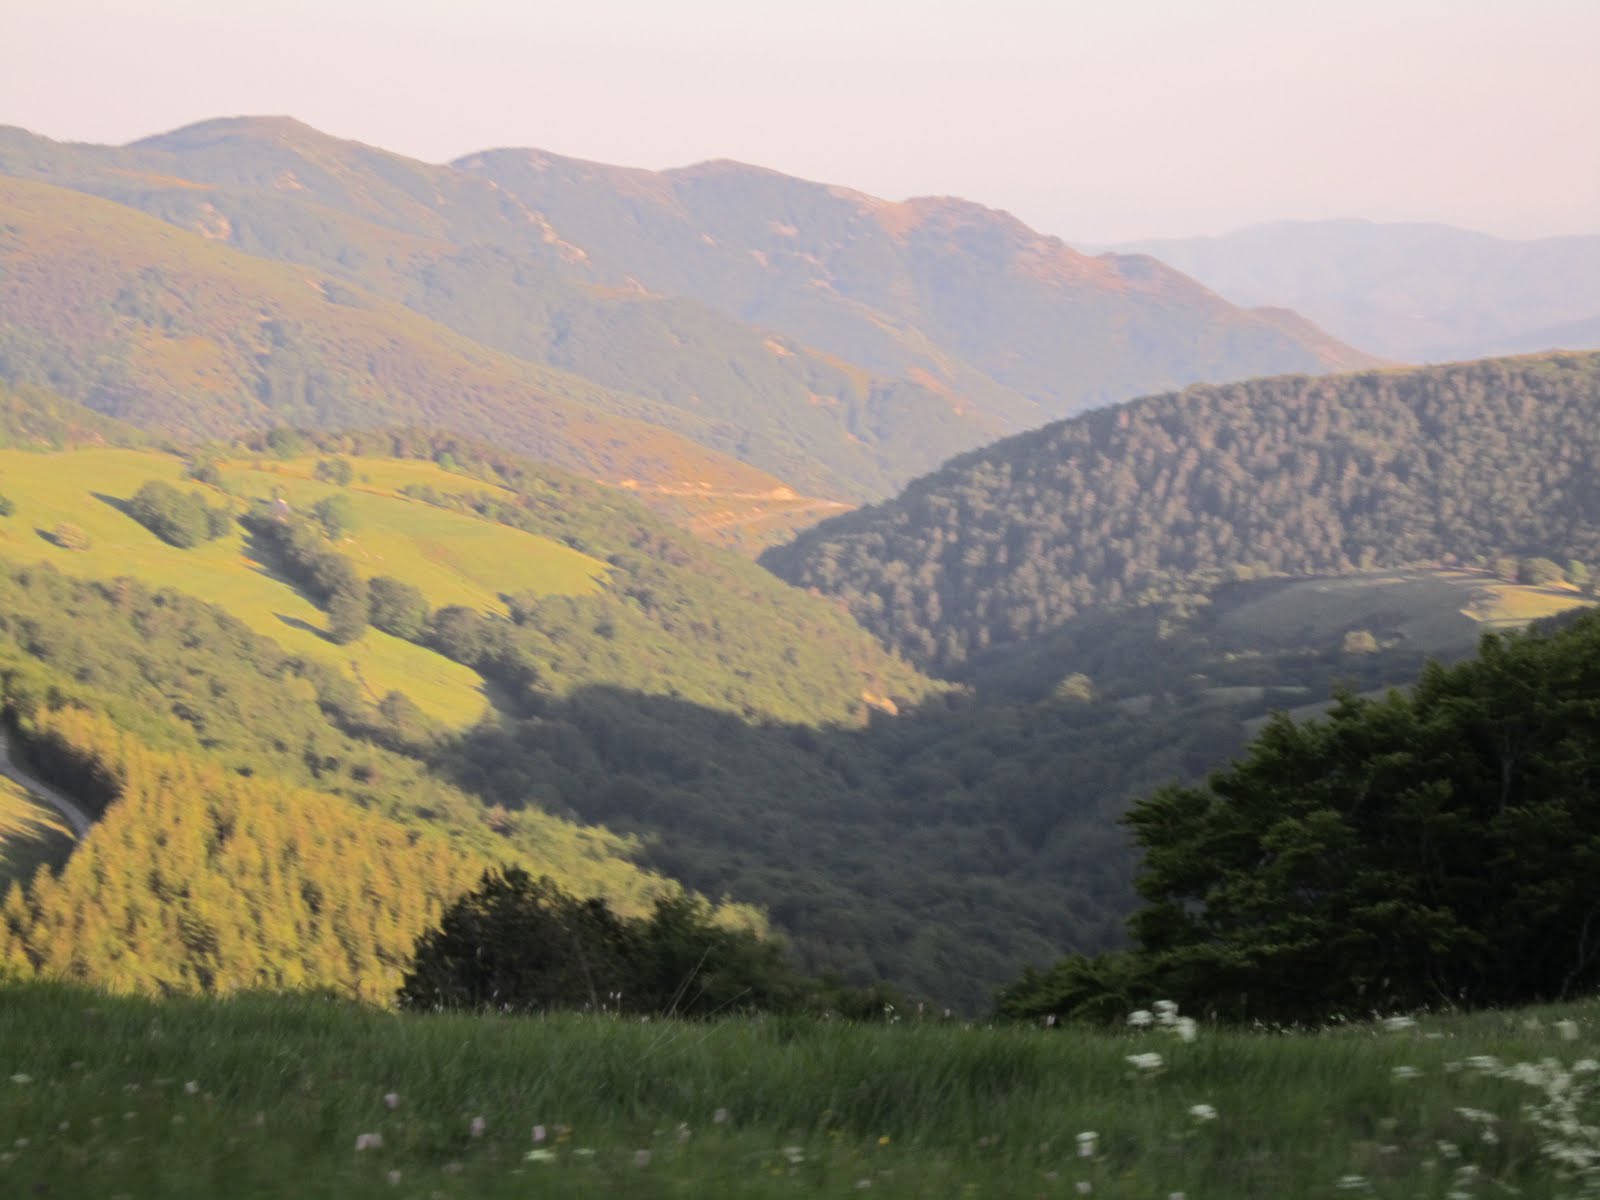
[{"x1": 0, "y1": 733, "x2": 92, "y2": 839}]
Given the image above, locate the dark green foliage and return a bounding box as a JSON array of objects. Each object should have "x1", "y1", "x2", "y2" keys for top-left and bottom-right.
[
  {"x1": 1519, "y1": 557, "x2": 1565, "y2": 586},
  {"x1": 312, "y1": 457, "x2": 354, "y2": 486},
  {"x1": 310, "y1": 493, "x2": 356, "y2": 539},
  {"x1": 242, "y1": 505, "x2": 367, "y2": 641},
  {"x1": 368, "y1": 576, "x2": 428, "y2": 641},
  {"x1": 398, "y1": 867, "x2": 800, "y2": 1017},
  {"x1": 0, "y1": 495, "x2": 12, "y2": 517},
  {"x1": 126, "y1": 479, "x2": 230, "y2": 548},
  {"x1": 766, "y1": 353, "x2": 1600, "y2": 671},
  {"x1": 1003, "y1": 612, "x2": 1600, "y2": 1024}
]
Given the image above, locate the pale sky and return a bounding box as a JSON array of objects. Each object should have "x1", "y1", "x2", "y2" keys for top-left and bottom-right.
[{"x1": 3, "y1": 0, "x2": 1596, "y2": 243}]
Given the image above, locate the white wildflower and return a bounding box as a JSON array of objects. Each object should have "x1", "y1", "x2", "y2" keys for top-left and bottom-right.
[
  {"x1": 469, "y1": 1116, "x2": 486, "y2": 1138},
  {"x1": 184, "y1": 1080, "x2": 199, "y2": 1095},
  {"x1": 1076, "y1": 1131, "x2": 1098, "y2": 1157},
  {"x1": 7, "y1": 1074, "x2": 31, "y2": 1085},
  {"x1": 524, "y1": 1148, "x2": 556, "y2": 1164},
  {"x1": 1189, "y1": 1103, "x2": 1218, "y2": 1121},
  {"x1": 1127, "y1": 1009, "x2": 1154, "y2": 1028},
  {"x1": 355, "y1": 1133, "x2": 384, "y2": 1151},
  {"x1": 532, "y1": 1124, "x2": 547, "y2": 1143},
  {"x1": 1172, "y1": 1016, "x2": 1198, "y2": 1042},
  {"x1": 1126, "y1": 1052, "x2": 1164, "y2": 1072},
  {"x1": 383, "y1": 1092, "x2": 400, "y2": 1110},
  {"x1": 633, "y1": 1149, "x2": 652, "y2": 1168},
  {"x1": 1381, "y1": 1015, "x2": 1417, "y2": 1032},
  {"x1": 1555, "y1": 1019, "x2": 1580, "y2": 1042},
  {"x1": 1391, "y1": 1065, "x2": 1421, "y2": 1081}
]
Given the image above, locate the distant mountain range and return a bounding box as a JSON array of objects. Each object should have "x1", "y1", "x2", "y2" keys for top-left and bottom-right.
[
  {"x1": 0, "y1": 117, "x2": 1375, "y2": 511},
  {"x1": 1102, "y1": 220, "x2": 1600, "y2": 364}
]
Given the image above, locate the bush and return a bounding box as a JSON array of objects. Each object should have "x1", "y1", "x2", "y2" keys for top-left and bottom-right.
[
  {"x1": 47, "y1": 523, "x2": 89, "y2": 551},
  {"x1": 398, "y1": 868, "x2": 802, "y2": 1017},
  {"x1": 127, "y1": 480, "x2": 230, "y2": 549}
]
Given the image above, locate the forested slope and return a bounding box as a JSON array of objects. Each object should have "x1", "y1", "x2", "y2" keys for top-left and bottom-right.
[{"x1": 765, "y1": 352, "x2": 1600, "y2": 670}]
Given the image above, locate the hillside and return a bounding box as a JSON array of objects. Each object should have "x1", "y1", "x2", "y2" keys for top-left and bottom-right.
[
  {"x1": 0, "y1": 174, "x2": 794, "y2": 496},
  {"x1": 0, "y1": 119, "x2": 1376, "y2": 503},
  {"x1": 1106, "y1": 219, "x2": 1600, "y2": 362},
  {"x1": 765, "y1": 352, "x2": 1600, "y2": 671},
  {"x1": 457, "y1": 148, "x2": 1378, "y2": 418}
]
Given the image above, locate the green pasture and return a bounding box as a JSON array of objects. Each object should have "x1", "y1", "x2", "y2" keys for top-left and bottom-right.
[{"x1": 0, "y1": 449, "x2": 607, "y2": 727}]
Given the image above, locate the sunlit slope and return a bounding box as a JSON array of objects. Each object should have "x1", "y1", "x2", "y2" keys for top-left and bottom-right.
[
  {"x1": 0, "y1": 176, "x2": 791, "y2": 495},
  {"x1": 0, "y1": 449, "x2": 608, "y2": 725},
  {"x1": 0, "y1": 774, "x2": 72, "y2": 890}
]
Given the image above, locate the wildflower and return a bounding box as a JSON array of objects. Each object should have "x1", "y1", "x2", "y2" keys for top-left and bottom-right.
[
  {"x1": 1155, "y1": 1000, "x2": 1179, "y2": 1018},
  {"x1": 524, "y1": 1148, "x2": 556, "y2": 1164},
  {"x1": 1554, "y1": 1019, "x2": 1580, "y2": 1041},
  {"x1": 633, "y1": 1149, "x2": 652, "y2": 1168},
  {"x1": 1453, "y1": 1107, "x2": 1497, "y2": 1125},
  {"x1": 1464, "y1": 1055, "x2": 1500, "y2": 1072},
  {"x1": 783, "y1": 1145, "x2": 805, "y2": 1165},
  {"x1": 1391, "y1": 1065, "x2": 1421, "y2": 1081},
  {"x1": 1335, "y1": 1175, "x2": 1371, "y2": 1191},
  {"x1": 386, "y1": 1170, "x2": 402, "y2": 1185},
  {"x1": 1076, "y1": 1131, "x2": 1098, "y2": 1157},
  {"x1": 355, "y1": 1133, "x2": 384, "y2": 1151},
  {"x1": 1076, "y1": 1182, "x2": 1093, "y2": 1195},
  {"x1": 8, "y1": 1074, "x2": 32, "y2": 1084},
  {"x1": 574, "y1": 1148, "x2": 597, "y2": 1158},
  {"x1": 878, "y1": 1135, "x2": 891, "y2": 1146},
  {"x1": 677, "y1": 1123, "x2": 692, "y2": 1144},
  {"x1": 1189, "y1": 1103, "x2": 1218, "y2": 1121},
  {"x1": 713, "y1": 1107, "x2": 729, "y2": 1124},
  {"x1": 1127, "y1": 1010, "x2": 1154, "y2": 1028},
  {"x1": 1574, "y1": 1058, "x2": 1599, "y2": 1073},
  {"x1": 184, "y1": 1080, "x2": 199, "y2": 1095},
  {"x1": 1381, "y1": 1016, "x2": 1417, "y2": 1032},
  {"x1": 470, "y1": 1116, "x2": 486, "y2": 1138},
  {"x1": 532, "y1": 1124, "x2": 547, "y2": 1144},
  {"x1": 1172, "y1": 1016, "x2": 1198, "y2": 1042},
  {"x1": 855, "y1": 1180, "x2": 872, "y2": 1190},
  {"x1": 1126, "y1": 1052, "x2": 1164, "y2": 1072},
  {"x1": 383, "y1": 1092, "x2": 400, "y2": 1110}
]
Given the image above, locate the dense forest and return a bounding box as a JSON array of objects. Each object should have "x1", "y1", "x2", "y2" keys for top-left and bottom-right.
[
  {"x1": 1000, "y1": 609, "x2": 1600, "y2": 1023},
  {"x1": 765, "y1": 353, "x2": 1600, "y2": 671}
]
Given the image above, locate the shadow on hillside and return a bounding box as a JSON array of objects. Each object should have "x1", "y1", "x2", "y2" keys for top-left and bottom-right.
[
  {"x1": 273, "y1": 612, "x2": 335, "y2": 643},
  {"x1": 89, "y1": 492, "x2": 134, "y2": 519}
]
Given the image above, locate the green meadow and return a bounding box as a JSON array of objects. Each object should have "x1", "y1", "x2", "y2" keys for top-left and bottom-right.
[
  {"x1": 0, "y1": 449, "x2": 608, "y2": 726},
  {"x1": 0, "y1": 983, "x2": 1595, "y2": 1199}
]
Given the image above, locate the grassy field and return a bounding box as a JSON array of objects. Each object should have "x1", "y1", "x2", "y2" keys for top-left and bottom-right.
[
  {"x1": 1218, "y1": 568, "x2": 1591, "y2": 656},
  {"x1": 0, "y1": 775, "x2": 72, "y2": 889},
  {"x1": 0, "y1": 983, "x2": 1595, "y2": 1199},
  {"x1": 0, "y1": 448, "x2": 608, "y2": 726}
]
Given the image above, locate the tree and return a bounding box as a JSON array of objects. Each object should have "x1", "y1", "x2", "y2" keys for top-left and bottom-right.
[
  {"x1": 1002, "y1": 611, "x2": 1600, "y2": 1024},
  {"x1": 368, "y1": 577, "x2": 429, "y2": 641},
  {"x1": 313, "y1": 458, "x2": 354, "y2": 486},
  {"x1": 1567, "y1": 560, "x2": 1592, "y2": 591},
  {"x1": 311, "y1": 495, "x2": 357, "y2": 540},
  {"x1": 325, "y1": 580, "x2": 369, "y2": 645},
  {"x1": 397, "y1": 868, "x2": 802, "y2": 1017},
  {"x1": 1518, "y1": 556, "x2": 1565, "y2": 587}
]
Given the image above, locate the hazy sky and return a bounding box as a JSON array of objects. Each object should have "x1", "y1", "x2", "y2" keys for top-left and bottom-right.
[{"x1": 4, "y1": 0, "x2": 1596, "y2": 243}]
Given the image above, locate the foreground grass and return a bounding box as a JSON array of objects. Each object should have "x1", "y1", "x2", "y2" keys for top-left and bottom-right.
[{"x1": 0, "y1": 985, "x2": 1596, "y2": 1198}]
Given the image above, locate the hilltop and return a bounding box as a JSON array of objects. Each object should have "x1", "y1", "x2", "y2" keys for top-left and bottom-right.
[
  {"x1": 0, "y1": 118, "x2": 1376, "y2": 508},
  {"x1": 765, "y1": 352, "x2": 1600, "y2": 671}
]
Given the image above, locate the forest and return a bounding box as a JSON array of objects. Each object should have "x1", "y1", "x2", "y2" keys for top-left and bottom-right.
[{"x1": 765, "y1": 352, "x2": 1600, "y2": 671}]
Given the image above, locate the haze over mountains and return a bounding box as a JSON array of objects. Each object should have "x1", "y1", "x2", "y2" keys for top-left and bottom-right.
[
  {"x1": 1105, "y1": 220, "x2": 1600, "y2": 364},
  {"x1": 0, "y1": 117, "x2": 1375, "y2": 514}
]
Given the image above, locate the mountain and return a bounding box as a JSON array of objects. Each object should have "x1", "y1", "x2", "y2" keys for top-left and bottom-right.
[
  {"x1": 0, "y1": 119, "x2": 1376, "y2": 506},
  {"x1": 1104, "y1": 220, "x2": 1600, "y2": 363},
  {"x1": 454, "y1": 147, "x2": 1378, "y2": 417},
  {"x1": 0, "y1": 174, "x2": 794, "y2": 495},
  {"x1": 763, "y1": 352, "x2": 1600, "y2": 672}
]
